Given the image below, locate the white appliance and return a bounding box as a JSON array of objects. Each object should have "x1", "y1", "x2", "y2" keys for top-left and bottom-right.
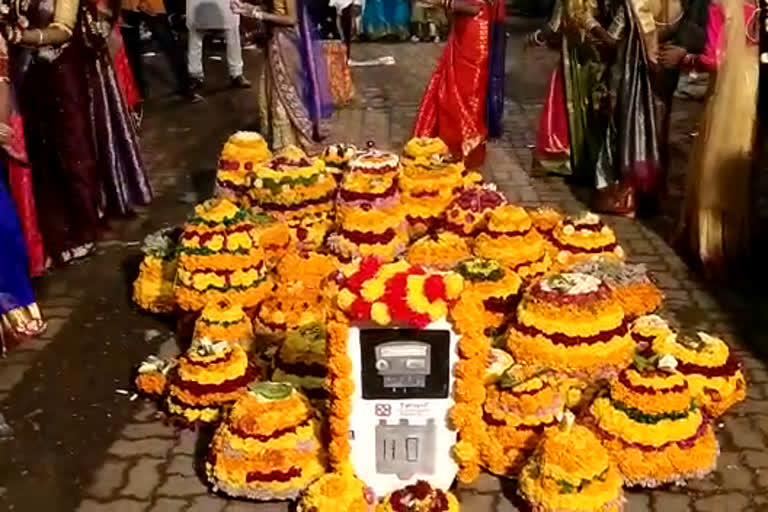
[{"x1": 346, "y1": 320, "x2": 458, "y2": 497}]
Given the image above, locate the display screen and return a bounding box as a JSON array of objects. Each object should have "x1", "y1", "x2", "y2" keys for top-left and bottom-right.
[{"x1": 360, "y1": 329, "x2": 450, "y2": 399}]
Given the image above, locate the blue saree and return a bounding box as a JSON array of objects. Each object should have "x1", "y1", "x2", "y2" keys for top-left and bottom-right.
[{"x1": 0, "y1": 164, "x2": 42, "y2": 352}]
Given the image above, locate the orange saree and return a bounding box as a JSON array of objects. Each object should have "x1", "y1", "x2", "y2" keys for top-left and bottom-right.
[{"x1": 412, "y1": 0, "x2": 502, "y2": 168}]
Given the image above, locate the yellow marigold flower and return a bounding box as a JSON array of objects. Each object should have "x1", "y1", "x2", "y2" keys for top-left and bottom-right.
[
  {"x1": 371, "y1": 302, "x2": 391, "y2": 325},
  {"x1": 361, "y1": 277, "x2": 387, "y2": 302},
  {"x1": 337, "y1": 289, "x2": 356, "y2": 310},
  {"x1": 443, "y1": 273, "x2": 464, "y2": 299}
]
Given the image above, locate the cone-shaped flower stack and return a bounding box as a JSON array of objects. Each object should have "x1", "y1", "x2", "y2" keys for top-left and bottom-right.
[
  {"x1": 441, "y1": 185, "x2": 506, "y2": 238},
  {"x1": 474, "y1": 205, "x2": 551, "y2": 281},
  {"x1": 571, "y1": 260, "x2": 663, "y2": 319},
  {"x1": 480, "y1": 368, "x2": 565, "y2": 476},
  {"x1": 375, "y1": 481, "x2": 460, "y2": 512},
  {"x1": 518, "y1": 413, "x2": 624, "y2": 512},
  {"x1": 297, "y1": 470, "x2": 374, "y2": 512},
  {"x1": 652, "y1": 331, "x2": 746, "y2": 418},
  {"x1": 207, "y1": 382, "x2": 325, "y2": 500},
  {"x1": 175, "y1": 199, "x2": 272, "y2": 312},
  {"x1": 272, "y1": 322, "x2": 328, "y2": 401},
  {"x1": 406, "y1": 232, "x2": 471, "y2": 270},
  {"x1": 133, "y1": 228, "x2": 179, "y2": 314},
  {"x1": 587, "y1": 364, "x2": 719, "y2": 487},
  {"x1": 507, "y1": 273, "x2": 634, "y2": 378},
  {"x1": 194, "y1": 298, "x2": 254, "y2": 351},
  {"x1": 453, "y1": 258, "x2": 522, "y2": 332},
  {"x1": 550, "y1": 213, "x2": 625, "y2": 267},
  {"x1": 166, "y1": 338, "x2": 257, "y2": 423},
  {"x1": 215, "y1": 131, "x2": 271, "y2": 203}
]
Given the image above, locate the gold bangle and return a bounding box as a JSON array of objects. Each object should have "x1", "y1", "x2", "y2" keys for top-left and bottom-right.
[{"x1": 37, "y1": 29, "x2": 45, "y2": 46}]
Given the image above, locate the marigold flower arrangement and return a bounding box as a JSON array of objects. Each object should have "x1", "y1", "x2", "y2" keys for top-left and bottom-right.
[
  {"x1": 585, "y1": 362, "x2": 718, "y2": 487},
  {"x1": 253, "y1": 281, "x2": 331, "y2": 344},
  {"x1": 193, "y1": 298, "x2": 254, "y2": 351},
  {"x1": 403, "y1": 137, "x2": 449, "y2": 164},
  {"x1": 166, "y1": 338, "x2": 260, "y2": 423},
  {"x1": 406, "y1": 232, "x2": 471, "y2": 270},
  {"x1": 326, "y1": 310, "x2": 353, "y2": 469},
  {"x1": 651, "y1": 331, "x2": 746, "y2": 418},
  {"x1": 550, "y1": 213, "x2": 625, "y2": 267},
  {"x1": 206, "y1": 382, "x2": 325, "y2": 500},
  {"x1": 275, "y1": 250, "x2": 340, "y2": 291},
  {"x1": 474, "y1": 205, "x2": 552, "y2": 281},
  {"x1": 570, "y1": 260, "x2": 663, "y2": 319},
  {"x1": 441, "y1": 185, "x2": 506, "y2": 237},
  {"x1": 133, "y1": 228, "x2": 180, "y2": 314},
  {"x1": 454, "y1": 259, "x2": 522, "y2": 330},
  {"x1": 135, "y1": 355, "x2": 176, "y2": 397},
  {"x1": 375, "y1": 481, "x2": 459, "y2": 512},
  {"x1": 298, "y1": 470, "x2": 375, "y2": 512},
  {"x1": 272, "y1": 322, "x2": 328, "y2": 401},
  {"x1": 507, "y1": 273, "x2": 634, "y2": 378},
  {"x1": 480, "y1": 368, "x2": 565, "y2": 476},
  {"x1": 528, "y1": 207, "x2": 562, "y2": 254},
  {"x1": 174, "y1": 199, "x2": 273, "y2": 312},
  {"x1": 322, "y1": 143, "x2": 358, "y2": 182},
  {"x1": 630, "y1": 315, "x2": 674, "y2": 353},
  {"x1": 336, "y1": 257, "x2": 463, "y2": 328},
  {"x1": 215, "y1": 131, "x2": 271, "y2": 203},
  {"x1": 349, "y1": 149, "x2": 401, "y2": 176},
  {"x1": 518, "y1": 412, "x2": 624, "y2": 512}
]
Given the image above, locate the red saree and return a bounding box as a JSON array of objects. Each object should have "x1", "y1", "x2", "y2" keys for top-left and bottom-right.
[
  {"x1": 412, "y1": 0, "x2": 500, "y2": 168},
  {"x1": 535, "y1": 66, "x2": 570, "y2": 173}
]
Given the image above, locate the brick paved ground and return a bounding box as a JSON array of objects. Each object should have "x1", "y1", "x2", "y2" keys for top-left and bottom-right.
[{"x1": 1, "y1": 34, "x2": 767, "y2": 512}]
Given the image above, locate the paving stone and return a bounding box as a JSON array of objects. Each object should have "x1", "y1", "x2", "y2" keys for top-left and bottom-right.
[
  {"x1": 121, "y1": 422, "x2": 175, "y2": 440},
  {"x1": 121, "y1": 458, "x2": 163, "y2": 499},
  {"x1": 157, "y1": 474, "x2": 207, "y2": 498},
  {"x1": 109, "y1": 438, "x2": 173, "y2": 458},
  {"x1": 187, "y1": 495, "x2": 227, "y2": 512},
  {"x1": 148, "y1": 497, "x2": 189, "y2": 512},
  {"x1": 725, "y1": 418, "x2": 765, "y2": 450},
  {"x1": 226, "y1": 501, "x2": 290, "y2": 511},
  {"x1": 86, "y1": 459, "x2": 130, "y2": 499},
  {"x1": 0, "y1": 365, "x2": 28, "y2": 392},
  {"x1": 171, "y1": 430, "x2": 198, "y2": 456},
  {"x1": 757, "y1": 471, "x2": 768, "y2": 489},
  {"x1": 653, "y1": 491, "x2": 691, "y2": 511},
  {"x1": 133, "y1": 403, "x2": 162, "y2": 422},
  {"x1": 458, "y1": 493, "x2": 495, "y2": 509},
  {"x1": 743, "y1": 450, "x2": 768, "y2": 469},
  {"x1": 462, "y1": 473, "x2": 501, "y2": 494},
  {"x1": 167, "y1": 454, "x2": 197, "y2": 477},
  {"x1": 625, "y1": 491, "x2": 652, "y2": 511},
  {"x1": 719, "y1": 461, "x2": 755, "y2": 491},
  {"x1": 77, "y1": 499, "x2": 146, "y2": 512},
  {"x1": 693, "y1": 493, "x2": 750, "y2": 512},
  {"x1": 685, "y1": 474, "x2": 719, "y2": 492}
]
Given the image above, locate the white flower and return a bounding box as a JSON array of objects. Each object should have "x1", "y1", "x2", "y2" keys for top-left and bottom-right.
[
  {"x1": 658, "y1": 354, "x2": 678, "y2": 372},
  {"x1": 563, "y1": 225, "x2": 575, "y2": 235}
]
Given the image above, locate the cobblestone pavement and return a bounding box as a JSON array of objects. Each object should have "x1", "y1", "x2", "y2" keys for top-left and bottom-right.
[{"x1": 1, "y1": 32, "x2": 767, "y2": 512}]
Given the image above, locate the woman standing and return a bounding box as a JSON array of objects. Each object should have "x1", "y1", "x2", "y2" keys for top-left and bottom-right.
[
  {"x1": 7, "y1": 0, "x2": 152, "y2": 263},
  {"x1": 0, "y1": 33, "x2": 45, "y2": 352},
  {"x1": 362, "y1": 0, "x2": 409, "y2": 40},
  {"x1": 676, "y1": 0, "x2": 759, "y2": 277},
  {"x1": 232, "y1": 0, "x2": 332, "y2": 152},
  {"x1": 412, "y1": 0, "x2": 506, "y2": 168}
]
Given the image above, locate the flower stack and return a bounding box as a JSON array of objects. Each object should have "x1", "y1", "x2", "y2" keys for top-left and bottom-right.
[
  {"x1": 630, "y1": 315, "x2": 674, "y2": 352},
  {"x1": 206, "y1": 382, "x2": 325, "y2": 500},
  {"x1": 652, "y1": 331, "x2": 746, "y2": 418},
  {"x1": 272, "y1": 322, "x2": 328, "y2": 401},
  {"x1": 297, "y1": 470, "x2": 375, "y2": 512},
  {"x1": 253, "y1": 281, "x2": 331, "y2": 344},
  {"x1": 441, "y1": 185, "x2": 506, "y2": 238},
  {"x1": 480, "y1": 370, "x2": 565, "y2": 476},
  {"x1": 174, "y1": 199, "x2": 272, "y2": 312},
  {"x1": 507, "y1": 273, "x2": 634, "y2": 378},
  {"x1": 406, "y1": 232, "x2": 471, "y2": 270},
  {"x1": 528, "y1": 207, "x2": 562, "y2": 258},
  {"x1": 331, "y1": 150, "x2": 407, "y2": 262},
  {"x1": 400, "y1": 137, "x2": 464, "y2": 238},
  {"x1": 322, "y1": 143, "x2": 358, "y2": 183},
  {"x1": 193, "y1": 298, "x2": 254, "y2": 351},
  {"x1": 375, "y1": 481, "x2": 459, "y2": 512},
  {"x1": 550, "y1": 213, "x2": 625, "y2": 268},
  {"x1": 586, "y1": 365, "x2": 719, "y2": 487},
  {"x1": 133, "y1": 228, "x2": 179, "y2": 314},
  {"x1": 336, "y1": 257, "x2": 463, "y2": 328},
  {"x1": 571, "y1": 260, "x2": 663, "y2": 319},
  {"x1": 215, "y1": 131, "x2": 271, "y2": 203},
  {"x1": 249, "y1": 145, "x2": 336, "y2": 250},
  {"x1": 166, "y1": 338, "x2": 258, "y2": 423},
  {"x1": 474, "y1": 205, "x2": 552, "y2": 281},
  {"x1": 518, "y1": 414, "x2": 624, "y2": 512},
  {"x1": 453, "y1": 258, "x2": 521, "y2": 331}
]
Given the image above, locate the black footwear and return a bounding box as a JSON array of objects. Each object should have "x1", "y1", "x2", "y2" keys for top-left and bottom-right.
[
  {"x1": 231, "y1": 75, "x2": 252, "y2": 89},
  {"x1": 189, "y1": 78, "x2": 204, "y2": 92}
]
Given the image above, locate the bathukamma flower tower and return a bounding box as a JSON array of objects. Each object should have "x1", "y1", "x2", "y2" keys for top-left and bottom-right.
[
  {"x1": 550, "y1": 213, "x2": 625, "y2": 267},
  {"x1": 507, "y1": 272, "x2": 634, "y2": 378},
  {"x1": 518, "y1": 413, "x2": 624, "y2": 512},
  {"x1": 193, "y1": 298, "x2": 254, "y2": 351},
  {"x1": 206, "y1": 382, "x2": 325, "y2": 500},
  {"x1": 587, "y1": 363, "x2": 719, "y2": 487},
  {"x1": 215, "y1": 131, "x2": 271, "y2": 202},
  {"x1": 174, "y1": 198, "x2": 277, "y2": 312}
]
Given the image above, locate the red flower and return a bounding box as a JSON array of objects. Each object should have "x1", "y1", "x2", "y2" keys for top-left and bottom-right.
[
  {"x1": 409, "y1": 312, "x2": 431, "y2": 329},
  {"x1": 424, "y1": 275, "x2": 446, "y2": 303},
  {"x1": 349, "y1": 298, "x2": 372, "y2": 321}
]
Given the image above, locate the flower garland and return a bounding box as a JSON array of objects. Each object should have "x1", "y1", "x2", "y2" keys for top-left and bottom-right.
[{"x1": 327, "y1": 310, "x2": 354, "y2": 470}]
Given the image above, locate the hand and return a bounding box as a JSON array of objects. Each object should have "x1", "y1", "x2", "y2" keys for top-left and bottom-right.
[
  {"x1": 231, "y1": 0, "x2": 260, "y2": 18},
  {"x1": 4, "y1": 25, "x2": 23, "y2": 45},
  {"x1": 659, "y1": 44, "x2": 687, "y2": 69},
  {"x1": 0, "y1": 123, "x2": 14, "y2": 147}
]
